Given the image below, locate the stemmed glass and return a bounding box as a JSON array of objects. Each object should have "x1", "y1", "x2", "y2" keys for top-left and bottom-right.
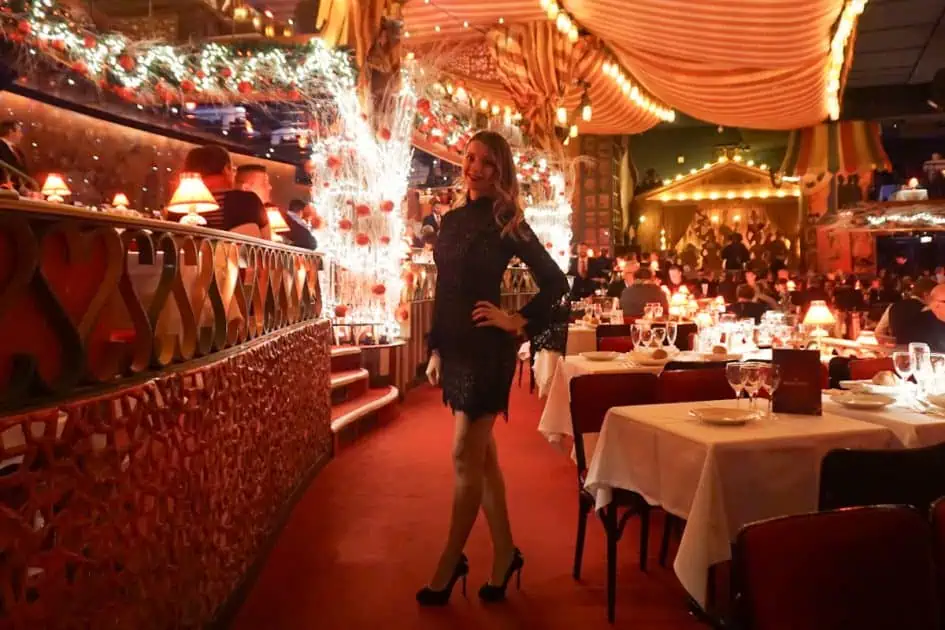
[
  {"x1": 665, "y1": 321, "x2": 678, "y2": 348},
  {"x1": 741, "y1": 363, "x2": 764, "y2": 411},
  {"x1": 630, "y1": 323, "x2": 642, "y2": 351},
  {"x1": 639, "y1": 326, "x2": 654, "y2": 349},
  {"x1": 928, "y1": 354, "x2": 945, "y2": 396},
  {"x1": 909, "y1": 342, "x2": 932, "y2": 396},
  {"x1": 726, "y1": 362, "x2": 746, "y2": 408},
  {"x1": 892, "y1": 351, "x2": 914, "y2": 387},
  {"x1": 651, "y1": 326, "x2": 666, "y2": 348},
  {"x1": 758, "y1": 363, "x2": 781, "y2": 418}
]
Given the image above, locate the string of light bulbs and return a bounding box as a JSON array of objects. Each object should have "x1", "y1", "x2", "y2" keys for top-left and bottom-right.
[{"x1": 825, "y1": 0, "x2": 868, "y2": 121}]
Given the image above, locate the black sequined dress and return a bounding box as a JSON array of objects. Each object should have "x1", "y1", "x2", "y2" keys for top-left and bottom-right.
[{"x1": 429, "y1": 196, "x2": 569, "y2": 420}]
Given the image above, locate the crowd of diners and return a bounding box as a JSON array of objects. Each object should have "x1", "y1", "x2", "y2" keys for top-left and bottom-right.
[{"x1": 567, "y1": 240, "x2": 945, "y2": 352}]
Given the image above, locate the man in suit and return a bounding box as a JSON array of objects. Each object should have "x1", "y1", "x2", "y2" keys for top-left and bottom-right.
[
  {"x1": 620, "y1": 268, "x2": 668, "y2": 318},
  {"x1": 0, "y1": 120, "x2": 30, "y2": 190},
  {"x1": 728, "y1": 284, "x2": 769, "y2": 323},
  {"x1": 283, "y1": 199, "x2": 318, "y2": 250},
  {"x1": 421, "y1": 204, "x2": 444, "y2": 235},
  {"x1": 568, "y1": 242, "x2": 601, "y2": 300}
]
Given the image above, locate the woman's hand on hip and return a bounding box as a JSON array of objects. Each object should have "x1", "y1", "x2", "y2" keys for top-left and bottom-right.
[{"x1": 472, "y1": 301, "x2": 526, "y2": 335}]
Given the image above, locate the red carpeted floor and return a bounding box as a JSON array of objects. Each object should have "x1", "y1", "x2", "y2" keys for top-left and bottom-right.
[{"x1": 230, "y1": 382, "x2": 704, "y2": 630}]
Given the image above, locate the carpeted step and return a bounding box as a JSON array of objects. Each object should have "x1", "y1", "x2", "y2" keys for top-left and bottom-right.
[
  {"x1": 330, "y1": 385, "x2": 400, "y2": 450},
  {"x1": 330, "y1": 369, "x2": 370, "y2": 406},
  {"x1": 330, "y1": 346, "x2": 362, "y2": 373}
]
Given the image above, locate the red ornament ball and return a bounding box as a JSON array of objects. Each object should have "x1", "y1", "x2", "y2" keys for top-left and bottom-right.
[
  {"x1": 378, "y1": 127, "x2": 392, "y2": 141},
  {"x1": 237, "y1": 80, "x2": 252, "y2": 94},
  {"x1": 379, "y1": 235, "x2": 391, "y2": 245},
  {"x1": 118, "y1": 55, "x2": 135, "y2": 72},
  {"x1": 417, "y1": 98, "x2": 431, "y2": 113},
  {"x1": 355, "y1": 204, "x2": 371, "y2": 217},
  {"x1": 396, "y1": 305, "x2": 410, "y2": 323},
  {"x1": 355, "y1": 233, "x2": 370, "y2": 246},
  {"x1": 72, "y1": 61, "x2": 89, "y2": 75},
  {"x1": 287, "y1": 88, "x2": 300, "y2": 100},
  {"x1": 310, "y1": 214, "x2": 323, "y2": 230},
  {"x1": 326, "y1": 155, "x2": 342, "y2": 170},
  {"x1": 338, "y1": 218, "x2": 353, "y2": 231},
  {"x1": 180, "y1": 79, "x2": 196, "y2": 93},
  {"x1": 334, "y1": 304, "x2": 348, "y2": 318},
  {"x1": 380, "y1": 200, "x2": 395, "y2": 213},
  {"x1": 17, "y1": 20, "x2": 30, "y2": 35},
  {"x1": 52, "y1": 39, "x2": 66, "y2": 52},
  {"x1": 83, "y1": 35, "x2": 96, "y2": 49},
  {"x1": 371, "y1": 284, "x2": 387, "y2": 296},
  {"x1": 220, "y1": 67, "x2": 233, "y2": 79}
]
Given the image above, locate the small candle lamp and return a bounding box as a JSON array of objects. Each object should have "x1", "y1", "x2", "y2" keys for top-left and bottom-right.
[
  {"x1": 267, "y1": 207, "x2": 289, "y2": 233},
  {"x1": 112, "y1": 192, "x2": 130, "y2": 210},
  {"x1": 803, "y1": 299, "x2": 836, "y2": 353},
  {"x1": 167, "y1": 173, "x2": 218, "y2": 226},
  {"x1": 41, "y1": 173, "x2": 71, "y2": 203},
  {"x1": 714, "y1": 295, "x2": 726, "y2": 313}
]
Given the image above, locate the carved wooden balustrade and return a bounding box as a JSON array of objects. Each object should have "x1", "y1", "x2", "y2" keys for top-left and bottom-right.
[
  {"x1": 0, "y1": 199, "x2": 323, "y2": 413},
  {"x1": 0, "y1": 199, "x2": 332, "y2": 629}
]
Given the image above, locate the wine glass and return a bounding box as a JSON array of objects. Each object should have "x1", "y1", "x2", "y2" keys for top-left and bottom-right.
[
  {"x1": 892, "y1": 351, "x2": 914, "y2": 385},
  {"x1": 759, "y1": 363, "x2": 781, "y2": 418},
  {"x1": 726, "y1": 362, "x2": 746, "y2": 408},
  {"x1": 665, "y1": 321, "x2": 678, "y2": 348},
  {"x1": 652, "y1": 326, "x2": 666, "y2": 348},
  {"x1": 909, "y1": 342, "x2": 932, "y2": 395},
  {"x1": 741, "y1": 363, "x2": 763, "y2": 410},
  {"x1": 928, "y1": 354, "x2": 945, "y2": 396},
  {"x1": 630, "y1": 323, "x2": 642, "y2": 351},
  {"x1": 639, "y1": 326, "x2": 653, "y2": 349}
]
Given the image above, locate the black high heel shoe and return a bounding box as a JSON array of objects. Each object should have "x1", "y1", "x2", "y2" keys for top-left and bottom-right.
[
  {"x1": 416, "y1": 554, "x2": 469, "y2": 606},
  {"x1": 478, "y1": 548, "x2": 524, "y2": 602}
]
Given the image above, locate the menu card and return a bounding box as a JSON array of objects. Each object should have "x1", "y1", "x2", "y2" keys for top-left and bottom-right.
[{"x1": 772, "y1": 349, "x2": 823, "y2": 416}]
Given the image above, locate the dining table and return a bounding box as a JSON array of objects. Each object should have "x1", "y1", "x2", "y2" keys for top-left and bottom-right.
[{"x1": 583, "y1": 398, "x2": 896, "y2": 607}]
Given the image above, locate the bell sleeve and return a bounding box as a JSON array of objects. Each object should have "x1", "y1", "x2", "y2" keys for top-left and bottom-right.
[{"x1": 509, "y1": 222, "x2": 570, "y2": 341}]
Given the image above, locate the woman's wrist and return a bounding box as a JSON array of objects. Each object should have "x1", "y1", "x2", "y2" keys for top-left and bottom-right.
[{"x1": 508, "y1": 312, "x2": 528, "y2": 336}]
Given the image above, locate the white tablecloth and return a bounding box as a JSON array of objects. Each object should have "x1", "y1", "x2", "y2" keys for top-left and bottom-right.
[
  {"x1": 891, "y1": 188, "x2": 928, "y2": 201},
  {"x1": 823, "y1": 396, "x2": 945, "y2": 447},
  {"x1": 566, "y1": 325, "x2": 597, "y2": 356},
  {"x1": 538, "y1": 355, "x2": 662, "y2": 441},
  {"x1": 584, "y1": 400, "x2": 894, "y2": 606}
]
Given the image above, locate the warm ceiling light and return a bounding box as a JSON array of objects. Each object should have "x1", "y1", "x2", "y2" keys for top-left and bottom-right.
[
  {"x1": 498, "y1": 17, "x2": 505, "y2": 24},
  {"x1": 556, "y1": 106, "x2": 568, "y2": 125},
  {"x1": 581, "y1": 103, "x2": 592, "y2": 122},
  {"x1": 569, "y1": 124, "x2": 579, "y2": 138},
  {"x1": 434, "y1": 25, "x2": 441, "y2": 32}
]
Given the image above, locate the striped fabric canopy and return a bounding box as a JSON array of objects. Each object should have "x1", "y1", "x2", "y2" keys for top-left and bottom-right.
[
  {"x1": 401, "y1": 0, "x2": 859, "y2": 133},
  {"x1": 779, "y1": 121, "x2": 891, "y2": 176}
]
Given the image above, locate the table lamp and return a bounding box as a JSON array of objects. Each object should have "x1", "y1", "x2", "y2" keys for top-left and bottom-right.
[
  {"x1": 41, "y1": 173, "x2": 71, "y2": 203},
  {"x1": 112, "y1": 192, "x2": 130, "y2": 210},
  {"x1": 803, "y1": 299, "x2": 835, "y2": 353},
  {"x1": 167, "y1": 173, "x2": 218, "y2": 226},
  {"x1": 267, "y1": 207, "x2": 289, "y2": 233}
]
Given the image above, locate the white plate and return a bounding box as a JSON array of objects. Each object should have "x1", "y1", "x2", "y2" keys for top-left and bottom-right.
[
  {"x1": 580, "y1": 351, "x2": 619, "y2": 362},
  {"x1": 628, "y1": 348, "x2": 677, "y2": 366},
  {"x1": 698, "y1": 352, "x2": 743, "y2": 362},
  {"x1": 830, "y1": 392, "x2": 896, "y2": 410},
  {"x1": 689, "y1": 407, "x2": 759, "y2": 426},
  {"x1": 838, "y1": 380, "x2": 903, "y2": 395},
  {"x1": 927, "y1": 394, "x2": 945, "y2": 411}
]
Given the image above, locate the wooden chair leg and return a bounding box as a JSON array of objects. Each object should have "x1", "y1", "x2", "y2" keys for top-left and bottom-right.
[
  {"x1": 573, "y1": 496, "x2": 591, "y2": 579},
  {"x1": 706, "y1": 564, "x2": 717, "y2": 609},
  {"x1": 604, "y1": 505, "x2": 618, "y2": 623},
  {"x1": 639, "y1": 506, "x2": 650, "y2": 572},
  {"x1": 659, "y1": 513, "x2": 678, "y2": 567}
]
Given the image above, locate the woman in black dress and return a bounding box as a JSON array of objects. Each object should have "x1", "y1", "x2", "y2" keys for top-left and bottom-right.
[{"x1": 417, "y1": 131, "x2": 568, "y2": 605}]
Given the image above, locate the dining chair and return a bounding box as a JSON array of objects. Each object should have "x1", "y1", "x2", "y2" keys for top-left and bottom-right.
[
  {"x1": 569, "y1": 372, "x2": 659, "y2": 623},
  {"x1": 595, "y1": 324, "x2": 631, "y2": 349},
  {"x1": 732, "y1": 506, "x2": 938, "y2": 630},
  {"x1": 849, "y1": 357, "x2": 895, "y2": 381},
  {"x1": 819, "y1": 441, "x2": 945, "y2": 514},
  {"x1": 598, "y1": 336, "x2": 633, "y2": 353}
]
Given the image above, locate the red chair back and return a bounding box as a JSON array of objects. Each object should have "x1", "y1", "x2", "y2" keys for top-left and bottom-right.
[
  {"x1": 569, "y1": 373, "x2": 659, "y2": 473},
  {"x1": 657, "y1": 368, "x2": 736, "y2": 403},
  {"x1": 599, "y1": 337, "x2": 633, "y2": 353},
  {"x1": 734, "y1": 506, "x2": 938, "y2": 630},
  {"x1": 850, "y1": 357, "x2": 895, "y2": 381}
]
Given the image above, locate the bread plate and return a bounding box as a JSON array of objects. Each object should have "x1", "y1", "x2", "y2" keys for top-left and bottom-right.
[
  {"x1": 580, "y1": 351, "x2": 620, "y2": 362},
  {"x1": 689, "y1": 407, "x2": 759, "y2": 426}
]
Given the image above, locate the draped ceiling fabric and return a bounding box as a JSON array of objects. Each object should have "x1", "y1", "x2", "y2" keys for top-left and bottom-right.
[
  {"x1": 779, "y1": 120, "x2": 892, "y2": 176},
  {"x1": 401, "y1": 0, "x2": 855, "y2": 132}
]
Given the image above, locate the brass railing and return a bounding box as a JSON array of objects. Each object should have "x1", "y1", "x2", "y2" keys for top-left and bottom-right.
[{"x1": 0, "y1": 199, "x2": 323, "y2": 412}]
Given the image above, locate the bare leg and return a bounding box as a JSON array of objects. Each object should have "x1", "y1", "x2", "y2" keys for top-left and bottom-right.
[
  {"x1": 428, "y1": 412, "x2": 496, "y2": 589},
  {"x1": 481, "y1": 433, "x2": 516, "y2": 584}
]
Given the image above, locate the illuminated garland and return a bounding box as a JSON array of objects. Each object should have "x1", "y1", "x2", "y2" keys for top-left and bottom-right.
[{"x1": 0, "y1": 0, "x2": 356, "y2": 104}]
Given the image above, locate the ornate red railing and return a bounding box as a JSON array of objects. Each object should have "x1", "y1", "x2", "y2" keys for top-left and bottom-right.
[{"x1": 0, "y1": 199, "x2": 323, "y2": 413}]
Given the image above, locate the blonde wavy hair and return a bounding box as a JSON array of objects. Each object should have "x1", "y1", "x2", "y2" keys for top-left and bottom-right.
[{"x1": 456, "y1": 130, "x2": 527, "y2": 239}]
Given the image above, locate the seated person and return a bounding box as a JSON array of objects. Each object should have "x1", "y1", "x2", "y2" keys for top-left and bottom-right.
[
  {"x1": 728, "y1": 283, "x2": 769, "y2": 323},
  {"x1": 912, "y1": 284, "x2": 945, "y2": 352},
  {"x1": 875, "y1": 277, "x2": 936, "y2": 344},
  {"x1": 619, "y1": 267, "x2": 668, "y2": 318},
  {"x1": 607, "y1": 258, "x2": 639, "y2": 297},
  {"x1": 182, "y1": 145, "x2": 271, "y2": 240},
  {"x1": 282, "y1": 199, "x2": 318, "y2": 250}
]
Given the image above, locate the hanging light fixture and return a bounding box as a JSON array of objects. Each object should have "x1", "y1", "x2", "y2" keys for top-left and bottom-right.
[
  {"x1": 580, "y1": 87, "x2": 592, "y2": 122},
  {"x1": 556, "y1": 106, "x2": 568, "y2": 125}
]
